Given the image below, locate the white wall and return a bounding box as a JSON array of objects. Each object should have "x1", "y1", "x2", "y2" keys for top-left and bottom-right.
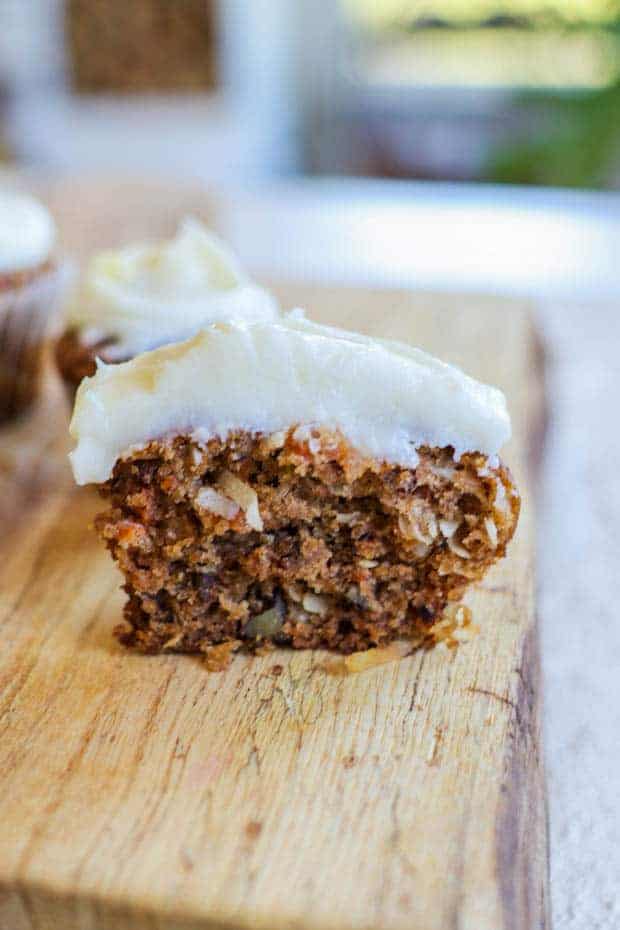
[{"x1": 0, "y1": 0, "x2": 318, "y2": 182}]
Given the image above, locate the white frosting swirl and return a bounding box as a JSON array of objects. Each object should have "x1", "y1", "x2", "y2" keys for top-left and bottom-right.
[
  {"x1": 67, "y1": 218, "x2": 278, "y2": 357},
  {"x1": 0, "y1": 191, "x2": 56, "y2": 273},
  {"x1": 70, "y1": 311, "x2": 511, "y2": 486}
]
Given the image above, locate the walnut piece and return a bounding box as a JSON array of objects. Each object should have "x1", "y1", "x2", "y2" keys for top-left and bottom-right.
[
  {"x1": 196, "y1": 486, "x2": 239, "y2": 520},
  {"x1": 302, "y1": 592, "x2": 329, "y2": 615},
  {"x1": 399, "y1": 499, "x2": 439, "y2": 545},
  {"x1": 216, "y1": 470, "x2": 263, "y2": 531}
]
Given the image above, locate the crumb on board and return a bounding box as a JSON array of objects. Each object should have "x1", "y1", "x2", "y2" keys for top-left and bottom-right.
[
  {"x1": 245, "y1": 820, "x2": 263, "y2": 840},
  {"x1": 203, "y1": 640, "x2": 242, "y2": 671}
]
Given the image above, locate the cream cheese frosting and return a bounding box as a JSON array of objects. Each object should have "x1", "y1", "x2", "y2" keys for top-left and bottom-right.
[
  {"x1": 66, "y1": 217, "x2": 278, "y2": 358},
  {"x1": 0, "y1": 191, "x2": 56, "y2": 274},
  {"x1": 70, "y1": 311, "x2": 511, "y2": 485}
]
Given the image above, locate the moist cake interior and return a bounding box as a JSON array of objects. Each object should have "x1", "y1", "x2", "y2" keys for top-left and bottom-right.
[{"x1": 96, "y1": 427, "x2": 520, "y2": 654}]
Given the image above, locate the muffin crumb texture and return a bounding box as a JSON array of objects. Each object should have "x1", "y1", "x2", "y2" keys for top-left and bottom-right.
[{"x1": 96, "y1": 427, "x2": 520, "y2": 656}]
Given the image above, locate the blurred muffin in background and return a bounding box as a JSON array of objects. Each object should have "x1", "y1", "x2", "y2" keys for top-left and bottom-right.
[
  {"x1": 55, "y1": 218, "x2": 279, "y2": 401},
  {"x1": 0, "y1": 191, "x2": 67, "y2": 423}
]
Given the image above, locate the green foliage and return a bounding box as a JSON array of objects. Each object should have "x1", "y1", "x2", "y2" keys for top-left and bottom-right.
[{"x1": 487, "y1": 79, "x2": 620, "y2": 187}]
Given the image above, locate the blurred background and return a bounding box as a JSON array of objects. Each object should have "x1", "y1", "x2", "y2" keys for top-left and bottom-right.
[{"x1": 1, "y1": 0, "x2": 620, "y2": 189}]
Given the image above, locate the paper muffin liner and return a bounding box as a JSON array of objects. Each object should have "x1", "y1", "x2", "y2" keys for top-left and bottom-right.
[{"x1": 0, "y1": 260, "x2": 72, "y2": 423}]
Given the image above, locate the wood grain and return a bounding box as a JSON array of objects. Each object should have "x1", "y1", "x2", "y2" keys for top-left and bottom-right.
[{"x1": 0, "y1": 232, "x2": 547, "y2": 927}]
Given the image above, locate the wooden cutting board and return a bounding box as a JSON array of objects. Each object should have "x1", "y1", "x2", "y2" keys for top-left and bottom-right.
[{"x1": 0, "y1": 189, "x2": 547, "y2": 930}]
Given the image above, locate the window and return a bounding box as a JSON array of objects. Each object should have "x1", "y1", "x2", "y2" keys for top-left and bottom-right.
[{"x1": 318, "y1": 1, "x2": 620, "y2": 186}]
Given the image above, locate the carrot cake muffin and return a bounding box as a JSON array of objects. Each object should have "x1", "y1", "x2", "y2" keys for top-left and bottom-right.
[
  {"x1": 70, "y1": 312, "x2": 520, "y2": 655},
  {"x1": 55, "y1": 217, "x2": 278, "y2": 397},
  {"x1": 0, "y1": 191, "x2": 65, "y2": 421}
]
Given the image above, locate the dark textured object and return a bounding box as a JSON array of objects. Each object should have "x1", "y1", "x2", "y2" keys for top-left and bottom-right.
[{"x1": 66, "y1": 0, "x2": 218, "y2": 93}]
